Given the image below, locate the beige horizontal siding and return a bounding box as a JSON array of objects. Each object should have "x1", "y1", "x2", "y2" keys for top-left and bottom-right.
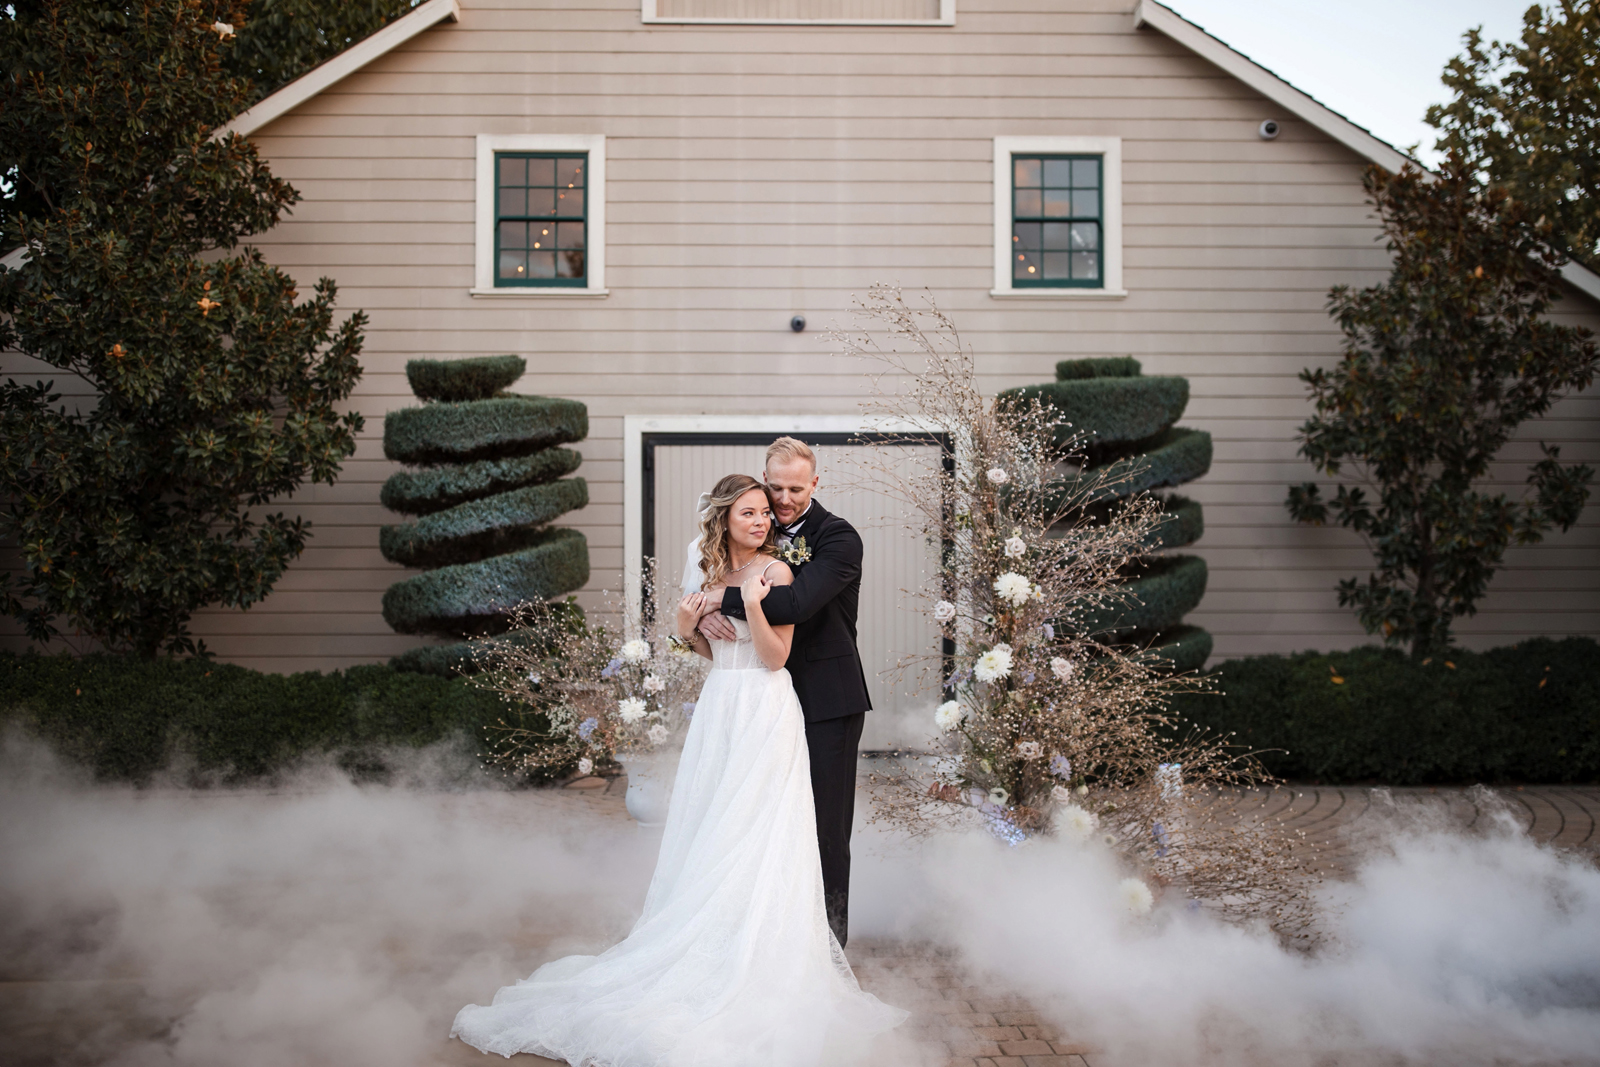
[{"x1": 3, "y1": 0, "x2": 1595, "y2": 671}]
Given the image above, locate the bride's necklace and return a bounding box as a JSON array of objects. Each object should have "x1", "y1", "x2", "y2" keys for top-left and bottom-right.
[{"x1": 727, "y1": 553, "x2": 760, "y2": 575}]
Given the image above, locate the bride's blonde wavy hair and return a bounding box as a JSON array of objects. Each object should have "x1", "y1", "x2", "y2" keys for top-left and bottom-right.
[{"x1": 698, "y1": 474, "x2": 780, "y2": 588}]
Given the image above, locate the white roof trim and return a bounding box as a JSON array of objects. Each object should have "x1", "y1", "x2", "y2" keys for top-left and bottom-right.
[
  {"x1": 1133, "y1": 0, "x2": 1600, "y2": 304},
  {"x1": 217, "y1": 0, "x2": 460, "y2": 139}
]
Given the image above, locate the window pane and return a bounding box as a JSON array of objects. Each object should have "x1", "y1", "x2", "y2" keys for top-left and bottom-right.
[
  {"x1": 1043, "y1": 252, "x2": 1072, "y2": 280},
  {"x1": 530, "y1": 224, "x2": 553, "y2": 248},
  {"x1": 498, "y1": 249, "x2": 526, "y2": 280},
  {"x1": 1014, "y1": 188, "x2": 1041, "y2": 217},
  {"x1": 1013, "y1": 222, "x2": 1041, "y2": 250},
  {"x1": 1073, "y1": 190, "x2": 1100, "y2": 218},
  {"x1": 526, "y1": 157, "x2": 555, "y2": 186},
  {"x1": 526, "y1": 251, "x2": 556, "y2": 279},
  {"x1": 526, "y1": 188, "x2": 555, "y2": 216},
  {"x1": 557, "y1": 157, "x2": 584, "y2": 188},
  {"x1": 1072, "y1": 158, "x2": 1100, "y2": 188},
  {"x1": 1013, "y1": 158, "x2": 1041, "y2": 188},
  {"x1": 1071, "y1": 221, "x2": 1099, "y2": 251},
  {"x1": 498, "y1": 220, "x2": 524, "y2": 250},
  {"x1": 498, "y1": 187, "x2": 525, "y2": 217},
  {"x1": 557, "y1": 250, "x2": 586, "y2": 278},
  {"x1": 1041, "y1": 222, "x2": 1070, "y2": 251},
  {"x1": 1071, "y1": 251, "x2": 1099, "y2": 279},
  {"x1": 1014, "y1": 250, "x2": 1040, "y2": 280},
  {"x1": 1041, "y1": 158, "x2": 1074, "y2": 188},
  {"x1": 557, "y1": 221, "x2": 586, "y2": 249},
  {"x1": 498, "y1": 156, "x2": 525, "y2": 187},
  {"x1": 1042, "y1": 188, "x2": 1072, "y2": 217},
  {"x1": 557, "y1": 189, "x2": 584, "y2": 216}
]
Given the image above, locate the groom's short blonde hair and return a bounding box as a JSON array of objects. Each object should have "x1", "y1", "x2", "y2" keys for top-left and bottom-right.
[{"x1": 765, "y1": 436, "x2": 816, "y2": 475}]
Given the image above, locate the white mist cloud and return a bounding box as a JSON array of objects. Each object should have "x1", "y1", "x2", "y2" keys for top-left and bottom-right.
[{"x1": 3, "y1": 733, "x2": 1597, "y2": 1067}]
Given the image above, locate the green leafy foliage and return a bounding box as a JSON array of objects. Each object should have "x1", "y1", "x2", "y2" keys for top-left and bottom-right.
[
  {"x1": 382, "y1": 527, "x2": 591, "y2": 637},
  {"x1": 0, "y1": 0, "x2": 365, "y2": 656},
  {"x1": 1427, "y1": 0, "x2": 1600, "y2": 266},
  {"x1": 379, "y1": 478, "x2": 589, "y2": 568},
  {"x1": 1054, "y1": 356, "x2": 1142, "y2": 380},
  {"x1": 1171, "y1": 639, "x2": 1600, "y2": 784},
  {"x1": 1286, "y1": 163, "x2": 1598, "y2": 658},
  {"x1": 225, "y1": 0, "x2": 419, "y2": 102},
  {"x1": 380, "y1": 447, "x2": 583, "y2": 515},
  {"x1": 406, "y1": 354, "x2": 527, "y2": 403},
  {"x1": 383, "y1": 395, "x2": 588, "y2": 466},
  {"x1": 0, "y1": 649, "x2": 522, "y2": 784}
]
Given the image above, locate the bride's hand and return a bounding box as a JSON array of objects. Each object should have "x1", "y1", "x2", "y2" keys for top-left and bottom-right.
[
  {"x1": 740, "y1": 572, "x2": 772, "y2": 606},
  {"x1": 676, "y1": 592, "x2": 706, "y2": 636}
]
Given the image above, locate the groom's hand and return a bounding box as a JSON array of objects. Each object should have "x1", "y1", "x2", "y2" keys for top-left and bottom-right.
[{"x1": 697, "y1": 610, "x2": 738, "y2": 642}]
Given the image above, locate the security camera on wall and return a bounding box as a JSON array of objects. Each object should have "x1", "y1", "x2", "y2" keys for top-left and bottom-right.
[{"x1": 1259, "y1": 119, "x2": 1281, "y2": 140}]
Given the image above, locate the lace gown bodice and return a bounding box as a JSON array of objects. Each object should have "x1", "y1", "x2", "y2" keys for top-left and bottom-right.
[{"x1": 708, "y1": 617, "x2": 768, "y2": 672}]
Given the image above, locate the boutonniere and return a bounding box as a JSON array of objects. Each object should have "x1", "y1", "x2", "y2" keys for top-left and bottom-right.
[{"x1": 779, "y1": 536, "x2": 812, "y2": 566}]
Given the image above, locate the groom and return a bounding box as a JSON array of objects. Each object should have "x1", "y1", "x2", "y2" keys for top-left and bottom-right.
[{"x1": 697, "y1": 436, "x2": 870, "y2": 946}]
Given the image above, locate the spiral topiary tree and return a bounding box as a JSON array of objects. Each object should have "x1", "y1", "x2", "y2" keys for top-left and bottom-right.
[
  {"x1": 380, "y1": 355, "x2": 590, "y2": 674},
  {"x1": 1003, "y1": 357, "x2": 1213, "y2": 672}
]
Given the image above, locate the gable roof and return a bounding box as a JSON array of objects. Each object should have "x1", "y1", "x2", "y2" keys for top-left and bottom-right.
[
  {"x1": 9, "y1": 0, "x2": 1600, "y2": 303},
  {"x1": 1134, "y1": 0, "x2": 1600, "y2": 303}
]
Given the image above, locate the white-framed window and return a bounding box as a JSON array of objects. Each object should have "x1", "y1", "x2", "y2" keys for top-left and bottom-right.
[
  {"x1": 992, "y1": 136, "x2": 1124, "y2": 299},
  {"x1": 641, "y1": 0, "x2": 954, "y2": 24},
  {"x1": 473, "y1": 134, "x2": 607, "y2": 297}
]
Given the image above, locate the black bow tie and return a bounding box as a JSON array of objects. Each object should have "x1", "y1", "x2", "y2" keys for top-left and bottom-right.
[{"x1": 782, "y1": 521, "x2": 803, "y2": 537}]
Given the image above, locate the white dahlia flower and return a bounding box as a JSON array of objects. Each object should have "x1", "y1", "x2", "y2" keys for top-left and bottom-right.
[
  {"x1": 642, "y1": 674, "x2": 666, "y2": 694},
  {"x1": 1050, "y1": 656, "x2": 1075, "y2": 682},
  {"x1": 933, "y1": 599, "x2": 957, "y2": 622},
  {"x1": 973, "y1": 644, "x2": 1013, "y2": 683},
  {"x1": 993, "y1": 572, "x2": 1033, "y2": 607},
  {"x1": 1060, "y1": 804, "x2": 1099, "y2": 841},
  {"x1": 620, "y1": 639, "x2": 651, "y2": 663},
  {"x1": 576, "y1": 757, "x2": 594, "y2": 776},
  {"x1": 934, "y1": 700, "x2": 966, "y2": 732},
  {"x1": 618, "y1": 697, "x2": 648, "y2": 723},
  {"x1": 1051, "y1": 784, "x2": 1073, "y2": 804},
  {"x1": 1003, "y1": 535, "x2": 1027, "y2": 558},
  {"x1": 1119, "y1": 877, "x2": 1154, "y2": 916},
  {"x1": 986, "y1": 467, "x2": 1010, "y2": 485}
]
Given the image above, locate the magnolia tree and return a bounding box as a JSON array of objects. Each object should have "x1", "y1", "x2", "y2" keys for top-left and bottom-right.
[
  {"x1": 841, "y1": 286, "x2": 1315, "y2": 931},
  {"x1": 467, "y1": 564, "x2": 707, "y2": 780}
]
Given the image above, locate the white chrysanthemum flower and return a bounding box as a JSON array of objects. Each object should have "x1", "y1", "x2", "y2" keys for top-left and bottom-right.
[
  {"x1": 933, "y1": 599, "x2": 957, "y2": 622},
  {"x1": 1050, "y1": 656, "x2": 1075, "y2": 682},
  {"x1": 1060, "y1": 804, "x2": 1098, "y2": 841},
  {"x1": 987, "y1": 787, "x2": 1009, "y2": 806},
  {"x1": 1003, "y1": 535, "x2": 1027, "y2": 558},
  {"x1": 647, "y1": 723, "x2": 670, "y2": 746},
  {"x1": 993, "y1": 572, "x2": 1033, "y2": 607},
  {"x1": 576, "y1": 757, "x2": 594, "y2": 776},
  {"x1": 986, "y1": 467, "x2": 1009, "y2": 485},
  {"x1": 642, "y1": 674, "x2": 666, "y2": 693},
  {"x1": 1119, "y1": 877, "x2": 1154, "y2": 916},
  {"x1": 973, "y1": 643, "x2": 1013, "y2": 683},
  {"x1": 934, "y1": 700, "x2": 966, "y2": 732},
  {"x1": 1051, "y1": 784, "x2": 1073, "y2": 804},
  {"x1": 1016, "y1": 740, "x2": 1042, "y2": 760},
  {"x1": 618, "y1": 697, "x2": 647, "y2": 723},
  {"x1": 620, "y1": 639, "x2": 650, "y2": 663}
]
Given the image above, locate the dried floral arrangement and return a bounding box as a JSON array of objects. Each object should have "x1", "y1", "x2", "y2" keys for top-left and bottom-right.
[
  {"x1": 838, "y1": 285, "x2": 1318, "y2": 934},
  {"x1": 465, "y1": 562, "x2": 708, "y2": 779}
]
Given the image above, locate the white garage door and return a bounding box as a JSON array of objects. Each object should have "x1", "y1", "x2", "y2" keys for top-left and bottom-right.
[{"x1": 645, "y1": 434, "x2": 942, "y2": 750}]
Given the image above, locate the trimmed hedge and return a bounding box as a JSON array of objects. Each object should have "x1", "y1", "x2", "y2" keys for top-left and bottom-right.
[
  {"x1": 1004, "y1": 376, "x2": 1190, "y2": 447},
  {"x1": 407, "y1": 355, "x2": 526, "y2": 403},
  {"x1": 1145, "y1": 494, "x2": 1204, "y2": 551},
  {"x1": 390, "y1": 601, "x2": 587, "y2": 677},
  {"x1": 381, "y1": 448, "x2": 583, "y2": 516},
  {"x1": 1135, "y1": 624, "x2": 1214, "y2": 674},
  {"x1": 384, "y1": 395, "x2": 589, "y2": 466},
  {"x1": 0, "y1": 650, "x2": 519, "y2": 784},
  {"x1": 1046, "y1": 428, "x2": 1214, "y2": 509},
  {"x1": 380, "y1": 478, "x2": 589, "y2": 568},
  {"x1": 383, "y1": 527, "x2": 591, "y2": 636},
  {"x1": 1170, "y1": 639, "x2": 1600, "y2": 784},
  {"x1": 1055, "y1": 356, "x2": 1141, "y2": 380},
  {"x1": 1074, "y1": 554, "x2": 1208, "y2": 636}
]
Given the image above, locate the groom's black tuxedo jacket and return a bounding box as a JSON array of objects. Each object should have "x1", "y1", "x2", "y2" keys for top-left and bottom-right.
[{"x1": 718, "y1": 501, "x2": 872, "y2": 723}]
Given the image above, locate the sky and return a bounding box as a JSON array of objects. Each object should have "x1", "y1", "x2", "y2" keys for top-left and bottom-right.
[{"x1": 1164, "y1": 0, "x2": 1539, "y2": 163}]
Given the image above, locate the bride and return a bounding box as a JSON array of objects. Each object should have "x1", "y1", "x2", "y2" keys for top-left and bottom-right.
[{"x1": 451, "y1": 474, "x2": 906, "y2": 1065}]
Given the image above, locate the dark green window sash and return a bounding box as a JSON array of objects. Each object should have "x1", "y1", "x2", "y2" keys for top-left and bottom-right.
[
  {"x1": 494, "y1": 152, "x2": 588, "y2": 288},
  {"x1": 1010, "y1": 154, "x2": 1103, "y2": 288}
]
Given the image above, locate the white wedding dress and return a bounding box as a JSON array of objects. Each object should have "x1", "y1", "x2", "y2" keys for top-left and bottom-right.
[{"x1": 451, "y1": 613, "x2": 907, "y2": 1065}]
